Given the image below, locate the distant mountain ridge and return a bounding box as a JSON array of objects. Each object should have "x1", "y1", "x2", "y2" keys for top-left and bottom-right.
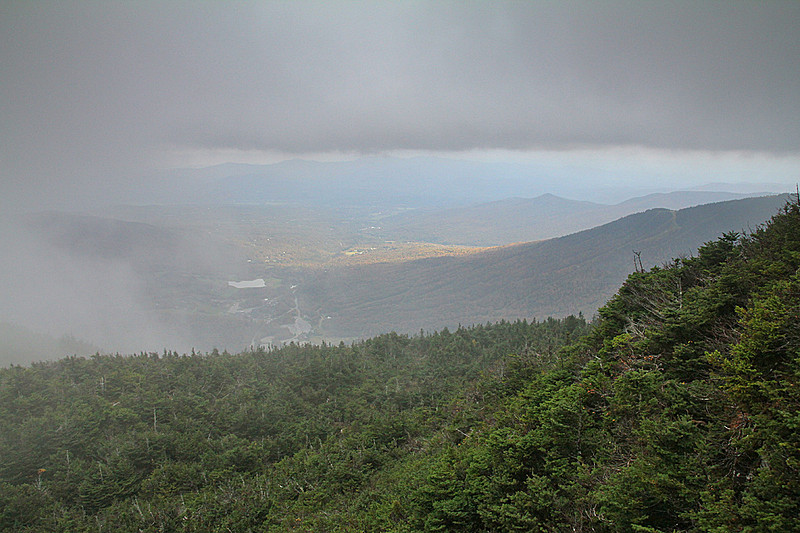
[
  {"x1": 373, "y1": 190, "x2": 760, "y2": 245},
  {"x1": 300, "y1": 194, "x2": 791, "y2": 338},
  {"x1": 140, "y1": 156, "x2": 793, "y2": 208},
  {"x1": 5, "y1": 193, "x2": 791, "y2": 353}
]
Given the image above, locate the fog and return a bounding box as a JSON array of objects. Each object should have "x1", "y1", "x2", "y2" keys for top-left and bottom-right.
[
  {"x1": 1, "y1": 2, "x2": 799, "y2": 360},
  {"x1": 2, "y1": 2, "x2": 799, "y2": 212},
  {"x1": 0, "y1": 210, "x2": 256, "y2": 360},
  {"x1": 0, "y1": 219, "x2": 178, "y2": 356}
]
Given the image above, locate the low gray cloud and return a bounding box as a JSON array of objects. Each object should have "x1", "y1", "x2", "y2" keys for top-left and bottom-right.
[{"x1": 1, "y1": 1, "x2": 799, "y2": 208}]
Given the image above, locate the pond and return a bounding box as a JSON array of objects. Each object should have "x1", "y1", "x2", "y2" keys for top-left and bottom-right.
[{"x1": 228, "y1": 279, "x2": 266, "y2": 289}]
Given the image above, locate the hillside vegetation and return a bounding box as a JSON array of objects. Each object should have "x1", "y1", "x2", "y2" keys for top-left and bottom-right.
[
  {"x1": 0, "y1": 318, "x2": 590, "y2": 531},
  {"x1": 1, "y1": 198, "x2": 798, "y2": 531},
  {"x1": 303, "y1": 194, "x2": 790, "y2": 338},
  {"x1": 373, "y1": 191, "x2": 755, "y2": 246},
  {"x1": 7, "y1": 195, "x2": 786, "y2": 354}
]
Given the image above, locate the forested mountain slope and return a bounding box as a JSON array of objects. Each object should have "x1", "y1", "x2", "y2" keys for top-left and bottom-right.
[
  {"x1": 407, "y1": 196, "x2": 800, "y2": 532},
  {"x1": 0, "y1": 318, "x2": 590, "y2": 531},
  {"x1": 303, "y1": 194, "x2": 790, "y2": 338},
  {"x1": 1, "y1": 197, "x2": 798, "y2": 531},
  {"x1": 375, "y1": 190, "x2": 755, "y2": 246}
]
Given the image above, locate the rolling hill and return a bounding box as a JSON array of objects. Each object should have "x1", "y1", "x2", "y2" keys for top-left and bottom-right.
[
  {"x1": 299, "y1": 194, "x2": 791, "y2": 338},
  {"x1": 1, "y1": 198, "x2": 798, "y2": 530},
  {"x1": 371, "y1": 190, "x2": 760, "y2": 246},
  {"x1": 136, "y1": 156, "x2": 793, "y2": 212},
  {"x1": 4, "y1": 194, "x2": 790, "y2": 353}
]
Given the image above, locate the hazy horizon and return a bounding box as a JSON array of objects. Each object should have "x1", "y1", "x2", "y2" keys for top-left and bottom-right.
[
  {"x1": 1, "y1": 2, "x2": 799, "y2": 359},
  {"x1": 2, "y1": 2, "x2": 799, "y2": 212}
]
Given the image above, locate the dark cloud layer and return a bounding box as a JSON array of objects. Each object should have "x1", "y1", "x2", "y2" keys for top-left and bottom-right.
[{"x1": 1, "y1": 1, "x2": 799, "y2": 208}]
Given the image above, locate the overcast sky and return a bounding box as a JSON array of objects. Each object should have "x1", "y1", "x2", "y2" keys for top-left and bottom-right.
[{"x1": 2, "y1": 1, "x2": 799, "y2": 210}]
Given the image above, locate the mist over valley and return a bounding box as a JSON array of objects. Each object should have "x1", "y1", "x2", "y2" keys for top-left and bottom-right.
[
  {"x1": 3, "y1": 3, "x2": 800, "y2": 530},
  {"x1": 1, "y1": 179, "x2": 790, "y2": 362}
]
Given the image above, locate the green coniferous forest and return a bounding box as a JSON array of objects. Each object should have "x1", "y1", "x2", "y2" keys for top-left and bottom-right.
[{"x1": 1, "y1": 200, "x2": 798, "y2": 532}]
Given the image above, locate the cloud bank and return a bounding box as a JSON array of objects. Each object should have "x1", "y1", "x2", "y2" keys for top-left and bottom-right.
[{"x1": 1, "y1": 1, "x2": 799, "y2": 208}]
